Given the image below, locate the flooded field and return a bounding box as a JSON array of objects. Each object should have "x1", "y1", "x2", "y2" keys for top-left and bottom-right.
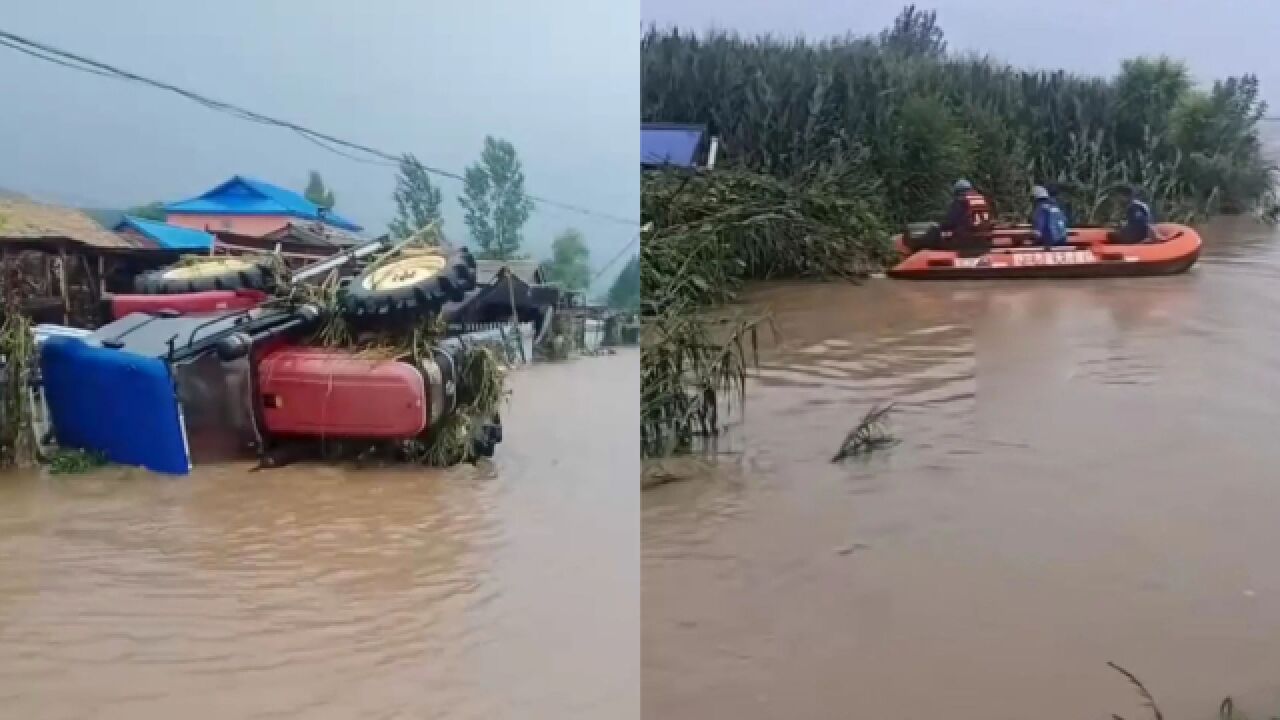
[
  {"x1": 643, "y1": 218, "x2": 1280, "y2": 719},
  {"x1": 0, "y1": 349, "x2": 638, "y2": 720}
]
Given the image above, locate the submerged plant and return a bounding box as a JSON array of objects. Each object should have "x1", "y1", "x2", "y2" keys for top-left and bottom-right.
[
  {"x1": 407, "y1": 344, "x2": 506, "y2": 467},
  {"x1": 0, "y1": 303, "x2": 35, "y2": 468},
  {"x1": 831, "y1": 403, "x2": 898, "y2": 462},
  {"x1": 640, "y1": 163, "x2": 889, "y2": 457},
  {"x1": 641, "y1": 308, "x2": 767, "y2": 457},
  {"x1": 47, "y1": 448, "x2": 107, "y2": 475}
]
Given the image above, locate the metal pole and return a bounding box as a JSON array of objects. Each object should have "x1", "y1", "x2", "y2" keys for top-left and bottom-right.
[{"x1": 506, "y1": 267, "x2": 527, "y2": 365}]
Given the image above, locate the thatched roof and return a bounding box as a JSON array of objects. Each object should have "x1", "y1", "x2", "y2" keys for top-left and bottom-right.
[{"x1": 0, "y1": 197, "x2": 148, "y2": 251}]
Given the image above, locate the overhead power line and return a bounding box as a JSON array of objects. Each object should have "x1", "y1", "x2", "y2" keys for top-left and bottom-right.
[
  {"x1": 0, "y1": 28, "x2": 638, "y2": 228},
  {"x1": 590, "y1": 232, "x2": 639, "y2": 284}
]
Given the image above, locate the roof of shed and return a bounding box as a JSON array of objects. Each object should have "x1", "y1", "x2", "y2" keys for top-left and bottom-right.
[{"x1": 0, "y1": 197, "x2": 149, "y2": 250}]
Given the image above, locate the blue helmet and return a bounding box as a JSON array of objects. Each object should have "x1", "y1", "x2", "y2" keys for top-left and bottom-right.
[{"x1": 952, "y1": 179, "x2": 973, "y2": 193}]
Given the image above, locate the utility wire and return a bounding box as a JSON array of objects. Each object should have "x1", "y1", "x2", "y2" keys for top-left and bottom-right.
[
  {"x1": 0, "y1": 27, "x2": 638, "y2": 228},
  {"x1": 590, "y1": 232, "x2": 639, "y2": 284}
]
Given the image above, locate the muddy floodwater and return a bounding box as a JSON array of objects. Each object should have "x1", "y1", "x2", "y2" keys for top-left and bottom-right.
[
  {"x1": 643, "y1": 217, "x2": 1280, "y2": 719},
  {"x1": 0, "y1": 349, "x2": 638, "y2": 720}
]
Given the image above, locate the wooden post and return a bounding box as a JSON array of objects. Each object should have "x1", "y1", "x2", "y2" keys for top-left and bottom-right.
[
  {"x1": 58, "y1": 244, "x2": 71, "y2": 325},
  {"x1": 97, "y1": 255, "x2": 106, "y2": 297},
  {"x1": 80, "y1": 253, "x2": 100, "y2": 304},
  {"x1": 44, "y1": 252, "x2": 55, "y2": 298},
  {"x1": 505, "y1": 267, "x2": 527, "y2": 364},
  {"x1": 0, "y1": 246, "x2": 9, "y2": 307}
]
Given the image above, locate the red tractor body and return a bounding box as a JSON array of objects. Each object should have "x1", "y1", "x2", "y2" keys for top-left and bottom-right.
[{"x1": 256, "y1": 348, "x2": 430, "y2": 439}]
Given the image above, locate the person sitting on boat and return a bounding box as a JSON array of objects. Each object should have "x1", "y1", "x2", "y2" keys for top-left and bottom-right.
[
  {"x1": 935, "y1": 179, "x2": 992, "y2": 253},
  {"x1": 1029, "y1": 185, "x2": 1069, "y2": 249},
  {"x1": 1110, "y1": 186, "x2": 1160, "y2": 244}
]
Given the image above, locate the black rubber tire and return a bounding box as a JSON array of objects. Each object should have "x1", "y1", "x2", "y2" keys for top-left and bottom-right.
[
  {"x1": 341, "y1": 247, "x2": 476, "y2": 322},
  {"x1": 469, "y1": 413, "x2": 502, "y2": 460},
  {"x1": 134, "y1": 257, "x2": 276, "y2": 295}
]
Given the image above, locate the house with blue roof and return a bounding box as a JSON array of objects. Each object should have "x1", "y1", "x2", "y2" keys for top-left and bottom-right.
[
  {"x1": 114, "y1": 215, "x2": 214, "y2": 252},
  {"x1": 163, "y1": 175, "x2": 362, "y2": 237}
]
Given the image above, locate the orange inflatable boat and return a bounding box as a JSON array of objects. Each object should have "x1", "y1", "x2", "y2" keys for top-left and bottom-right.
[{"x1": 887, "y1": 223, "x2": 1201, "y2": 280}]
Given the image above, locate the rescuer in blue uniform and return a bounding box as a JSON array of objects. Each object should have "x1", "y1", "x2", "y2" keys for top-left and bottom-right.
[
  {"x1": 1029, "y1": 185, "x2": 1068, "y2": 249},
  {"x1": 1111, "y1": 185, "x2": 1159, "y2": 243}
]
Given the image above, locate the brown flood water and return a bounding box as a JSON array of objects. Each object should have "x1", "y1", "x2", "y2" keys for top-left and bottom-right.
[
  {"x1": 643, "y1": 218, "x2": 1280, "y2": 719},
  {"x1": 0, "y1": 349, "x2": 638, "y2": 720}
]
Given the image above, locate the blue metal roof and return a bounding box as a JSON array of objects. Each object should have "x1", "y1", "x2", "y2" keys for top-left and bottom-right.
[
  {"x1": 163, "y1": 175, "x2": 363, "y2": 232},
  {"x1": 115, "y1": 215, "x2": 214, "y2": 251},
  {"x1": 641, "y1": 123, "x2": 706, "y2": 167}
]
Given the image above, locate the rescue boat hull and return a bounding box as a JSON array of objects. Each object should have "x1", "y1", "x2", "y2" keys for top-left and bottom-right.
[{"x1": 887, "y1": 223, "x2": 1201, "y2": 280}]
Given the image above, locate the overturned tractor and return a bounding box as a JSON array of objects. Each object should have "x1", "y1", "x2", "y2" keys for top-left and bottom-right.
[{"x1": 38, "y1": 236, "x2": 507, "y2": 474}]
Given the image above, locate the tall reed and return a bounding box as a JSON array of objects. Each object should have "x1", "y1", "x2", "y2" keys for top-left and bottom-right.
[{"x1": 643, "y1": 10, "x2": 1277, "y2": 222}]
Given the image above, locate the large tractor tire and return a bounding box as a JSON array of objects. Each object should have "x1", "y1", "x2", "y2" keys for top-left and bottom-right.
[
  {"x1": 341, "y1": 247, "x2": 476, "y2": 322},
  {"x1": 134, "y1": 256, "x2": 277, "y2": 295}
]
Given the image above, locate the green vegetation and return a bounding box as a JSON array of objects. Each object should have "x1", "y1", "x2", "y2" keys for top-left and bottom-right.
[
  {"x1": 303, "y1": 171, "x2": 336, "y2": 210},
  {"x1": 0, "y1": 302, "x2": 35, "y2": 468},
  {"x1": 642, "y1": 7, "x2": 1276, "y2": 223},
  {"x1": 460, "y1": 136, "x2": 534, "y2": 260},
  {"x1": 541, "y1": 228, "x2": 591, "y2": 291},
  {"x1": 640, "y1": 5, "x2": 1278, "y2": 458},
  {"x1": 640, "y1": 165, "x2": 893, "y2": 456},
  {"x1": 405, "y1": 343, "x2": 506, "y2": 466},
  {"x1": 47, "y1": 448, "x2": 107, "y2": 475},
  {"x1": 390, "y1": 154, "x2": 444, "y2": 241},
  {"x1": 124, "y1": 202, "x2": 167, "y2": 222}
]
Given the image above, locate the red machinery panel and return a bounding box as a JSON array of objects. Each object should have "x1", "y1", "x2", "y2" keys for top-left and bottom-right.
[
  {"x1": 256, "y1": 347, "x2": 428, "y2": 439},
  {"x1": 111, "y1": 290, "x2": 267, "y2": 319}
]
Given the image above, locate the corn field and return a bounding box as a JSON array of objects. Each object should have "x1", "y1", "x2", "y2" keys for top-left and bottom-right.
[
  {"x1": 643, "y1": 9, "x2": 1277, "y2": 224},
  {"x1": 640, "y1": 5, "x2": 1279, "y2": 458}
]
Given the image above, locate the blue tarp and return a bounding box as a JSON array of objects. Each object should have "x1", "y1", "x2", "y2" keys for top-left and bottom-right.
[
  {"x1": 115, "y1": 215, "x2": 214, "y2": 251},
  {"x1": 164, "y1": 175, "x2": 363, "y2": 232},
  {"x1": 41, "y1": 337, "x2": 191, "y2": 475},
  {"x1": 641, "y1": 123, "x2": 705, "y2": 167}
]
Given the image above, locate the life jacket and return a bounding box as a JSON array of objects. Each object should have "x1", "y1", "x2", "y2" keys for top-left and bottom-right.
[
  {"x1": 962, "y1": 191, "x2": 991, "y2": 227},
  {"x1": 1045, "y1": 203, "x2": 1068, "y2": 244}
]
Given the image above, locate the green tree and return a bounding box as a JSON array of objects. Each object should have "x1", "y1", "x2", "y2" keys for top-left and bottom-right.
[
  {"x1": 389, "y1": 154, "x2": 443, "y2": 241},
  {"x1": 304, "y1": 171, "x2": 336, "y2": 209},
  {"x1": 879, "y1": 4, "x2": 946, "y2": 58},
  {"x1": 459, "y1": 136, "x2": 535, "y2": 259},
  {"x1": 541, "y1": 228, "x2": 591, "y2": 291},
  {"x1": 125, "y1": 202, "x2": 166, "y2": 222},
  {"x1": 606, "y1": 254, "x2": 640, "y2": 310}
]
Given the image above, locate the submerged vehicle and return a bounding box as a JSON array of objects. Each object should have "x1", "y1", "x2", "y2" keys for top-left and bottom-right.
[
  {"x1": 34, "y1": 236, "x2": 505, "y2": 474},
  {"x1": 888, "y1": 223, "x2": 1202, "y2": 280}
]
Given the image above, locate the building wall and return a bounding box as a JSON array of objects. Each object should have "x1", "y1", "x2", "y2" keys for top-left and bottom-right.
[{"x1": 167, "y1": 213, "x2": 290, "y2": 237}]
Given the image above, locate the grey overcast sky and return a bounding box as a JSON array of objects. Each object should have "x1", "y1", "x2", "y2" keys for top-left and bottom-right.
[
  {"x1": 643, "y1": 0, "x2": 1280, "y2": 110},
  {"x1": 0, "y1": 0, "x2": 638, "y2": 288}
]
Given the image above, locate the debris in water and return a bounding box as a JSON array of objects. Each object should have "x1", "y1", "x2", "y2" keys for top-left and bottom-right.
[
  {"x1": 831, "y1": 403, "x2": 897, "y2": 462},
  {"x1": 1107, "y1": 661, "x2": 1165, "y2": 720},
  {"x1": 47, "y1": 448, "x2": 107, "y2": 475},
  {"x1": 836, "y1": 542, "x2": 870, "y2": 556}
]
